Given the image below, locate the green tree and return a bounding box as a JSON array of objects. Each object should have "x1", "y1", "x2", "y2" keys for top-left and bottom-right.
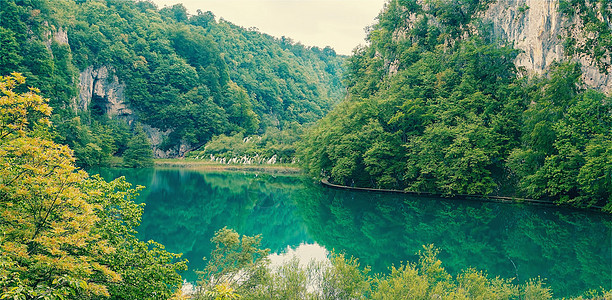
[
  {"x1": 508, "y1": 63, "x2": 612, "y2": 210},
  {"x1": 123, "y1": 123, "x2": 154, "y2": 168},
  {"x1": 0, "y1": 74, "x2": 185, "y2": 298},
  {"x1": 225, "y1": 82, "x2": 260, "y2": 134},
  {"x1": 0, "y1": 27, "x2": 22, "y2": 75},
  {"x1": 195, "y1": 227, "x2": 270, "y2": 299},
  {"x1": 84, "y1": 175, "x2": 187, "y2": 299}
]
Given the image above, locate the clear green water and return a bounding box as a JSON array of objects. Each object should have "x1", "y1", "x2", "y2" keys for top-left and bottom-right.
[{"x1": 95, "y1": 168, "x2": 612, "y2": 298}]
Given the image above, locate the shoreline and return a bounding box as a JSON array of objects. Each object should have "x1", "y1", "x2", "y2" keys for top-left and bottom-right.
[
  {"x1": 154, "y1": 159, "x2": 303, "y2": 174},
  {"x1": 321, "y1": 178, "x2": 606, "y2": 212}
]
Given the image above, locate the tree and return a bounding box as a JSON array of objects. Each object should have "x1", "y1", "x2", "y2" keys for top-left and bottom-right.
[
  {"x1": 0, "y1": 74, "x2": 185, "y2": 298},
  {"x1": 508, "y1": 63, "x2": 612, "y2": 210},
  {"x1": 0, "y1": 73, "x2": 115, "y2": 298},
  {"x1": 123, "y1": 123, "x2": 154, "y2": 168},
  {"x1": 225, "y1": 82, "x2": 260, "y2": 134},
  {"x1": 196, "y1": 227, "x2": 270, "y2": 298},
  {"x1": 84, "y1": 175, "x2": 187, "y2": 299},
  {"x1": 0, "y1": 27, "x2": 22, "y2": 75}
]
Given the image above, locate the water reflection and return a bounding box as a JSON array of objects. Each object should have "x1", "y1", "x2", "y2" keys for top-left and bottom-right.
[
  {"x1": 96, "y1": 168, "x2": 313, "y2": 282},
  {"x1": 269, "y1": 243, "x2": 329, "y2": 268},
  {"x1": 95, "y1": 168, "x2": 612, "y2": 297},
  {"x1": 293, "y1": 186, "x2": 612, "y2": 297}
]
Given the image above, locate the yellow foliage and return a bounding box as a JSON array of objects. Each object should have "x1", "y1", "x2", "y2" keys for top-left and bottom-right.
[
  {"x1": 0, "y1": 74, "x2": 115, "y2": 297},
  {"x1": 0, "y1": 73, "x2": 185, "y2": 299},
  {"x1": 0, "y1": 73, "x2": 52, "y2": 140},
  {"x1": 207, "y1": 282, "x2": 241, "y2": 300}
]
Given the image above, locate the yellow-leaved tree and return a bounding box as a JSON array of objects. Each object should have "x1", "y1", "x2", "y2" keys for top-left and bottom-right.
[{"x1": 0, "y1": 74, "x2": 185, "y2": 299}]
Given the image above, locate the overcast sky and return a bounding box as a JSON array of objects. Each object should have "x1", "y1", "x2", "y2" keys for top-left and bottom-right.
[{"x1": 151, "y1": 0, "x2": 387, "y2": 55}]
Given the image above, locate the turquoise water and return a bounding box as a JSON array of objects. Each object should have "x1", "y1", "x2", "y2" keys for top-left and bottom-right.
[{"x1": 95, "y1": 168, "x2": 612, "y2": 298}]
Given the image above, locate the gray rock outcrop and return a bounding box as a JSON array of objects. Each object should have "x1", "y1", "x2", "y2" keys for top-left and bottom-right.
[
  {"x1": 54, "y1": 27, "x2": 69, "y2": 45},
  {"x1": 78, "y1": 65, "x2": 132, "y2": 117},
  {"x1": 141, "y1": 124, "x2": 191, "y2": 158},
  {"x1": 482, "y1": 0, "x2": 611, "y2": 94},
  {"x1": 77, "y1": 66, "x2": 191, "y2": 158}
]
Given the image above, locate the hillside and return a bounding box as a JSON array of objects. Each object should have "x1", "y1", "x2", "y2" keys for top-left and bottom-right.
[
  {"x1": 298, "y1": 0, "x2": 612, "y2": 211},
  {"x1": 0, "y1": 0, "x2": 346, "y2": 165}
]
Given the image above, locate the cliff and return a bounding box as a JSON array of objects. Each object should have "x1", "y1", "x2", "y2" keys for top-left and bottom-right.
[
  {"x1": 482, "y1": 0, "x2": 611, "y2": 93},
  {"x1": 78, "y1": 66, "x2": 131, "y2": 117},
  {"x1": 386, "y1": 0, "x2": 610, "y2": 93},
  {"x1": 78, "y1": 65, "x2": 193, "y2": 158}
]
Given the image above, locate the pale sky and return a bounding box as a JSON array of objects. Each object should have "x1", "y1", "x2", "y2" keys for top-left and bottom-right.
[{"x1": 151, "y1": 0, "x2": 387, "y2": 55}]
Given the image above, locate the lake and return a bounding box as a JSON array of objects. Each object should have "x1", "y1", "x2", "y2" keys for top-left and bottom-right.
[{"x1": 95, "y1": 167, "x2": 612, "y2": 298}]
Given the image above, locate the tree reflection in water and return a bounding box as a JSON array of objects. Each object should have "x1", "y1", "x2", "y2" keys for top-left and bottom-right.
[
  {"x1": 96, "y1": 168, "x2": 312, "y2": 282},
  {"x1": 293, "y1": 185, "x2": 611, "y2": 298},
  {"x1": 95, "y1": 168, "x2": 611, "y2": 297}
]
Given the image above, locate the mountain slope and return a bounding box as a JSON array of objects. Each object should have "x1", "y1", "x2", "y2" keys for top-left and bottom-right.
[
  {"x1": 0, "y1": 0, "x2": 346, "y2": 163},
  {"x1": 298, "y1": 0, "x2": 612, "y2": 211}
]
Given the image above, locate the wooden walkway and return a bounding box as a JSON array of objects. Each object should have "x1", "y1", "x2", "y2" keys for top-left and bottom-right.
[{"x1": 320, "y1": 178, "x2": 606, "y2": 211}]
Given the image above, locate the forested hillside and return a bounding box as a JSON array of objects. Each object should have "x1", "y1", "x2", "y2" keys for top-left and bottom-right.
[
  {"x1": 1, "y1": 0, "x2": 611, "y2": 298},
  {"x1": 0, "y1": 0, "x2": 345, "y2": 166},
  {"x1": 298, "y1": 0, "x2": 612, "y2": 212}
]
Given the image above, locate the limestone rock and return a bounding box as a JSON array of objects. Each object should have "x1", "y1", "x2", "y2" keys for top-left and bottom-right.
[
  {"x1": 78, "y1": 66, "x2": 185, "y2": 158},
  {"x1": 482, "y1": 0, "x2": 611, "y2": 94},
  {"x1": 54, "y1": 27, "x2": 69, "y2": 45},
  {"x1": 141, "y1": 124, "x2": 191, "y2": 158},
  {"x1": 78, "y1": 65, "x2": 132, "y2": 117}
]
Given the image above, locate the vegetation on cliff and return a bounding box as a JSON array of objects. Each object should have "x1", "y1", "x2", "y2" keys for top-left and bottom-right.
[
  {"x1": 297, "y1": 0, "x2": 612, "y2": 211},
  {"x1": 560, "y1": 0, "x2": 612, "y2": 73}
]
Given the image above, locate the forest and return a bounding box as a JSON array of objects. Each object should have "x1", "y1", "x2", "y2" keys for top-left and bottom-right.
[
  {"x1": 0, "y1": 0, "x2": 345, "y2": 167},
  {"x1": 297, "y1": 0, "x2": 612, "y2": 212},
  {"x1": 1, "y1": 0, "x2": 611, "y2": 298}
]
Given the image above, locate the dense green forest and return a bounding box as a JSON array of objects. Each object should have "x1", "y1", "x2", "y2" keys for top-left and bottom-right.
[
  {"x1": 2, "y1": 0, "x2": 612, "y2": 298},
  {"x1": 0, "y1": 0, "x2": 345, "y2": 167},
  {"x1": 0, "y1": 75, "x2": 608, "y2": 298},
  {"x1": 298, "y1": 0, "x2": 612, "y2": 212}
]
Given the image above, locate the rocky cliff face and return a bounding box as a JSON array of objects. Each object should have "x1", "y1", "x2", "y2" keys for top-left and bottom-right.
[
  {"x1": 77, "y1": 65, "x2": 132, "y2": 117},
  {"x1": 77, "y1": 65, "x2": 192, "y2": 157},
  {"x1": 482, "y1": 0, "x2": 611, "y2": 93},
  {"x1": 44, "y1": 25, "x2": 69, "y2": 49},
  {"x1": 141, "y1": 124, "x2": 191, "y2": 158}
]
